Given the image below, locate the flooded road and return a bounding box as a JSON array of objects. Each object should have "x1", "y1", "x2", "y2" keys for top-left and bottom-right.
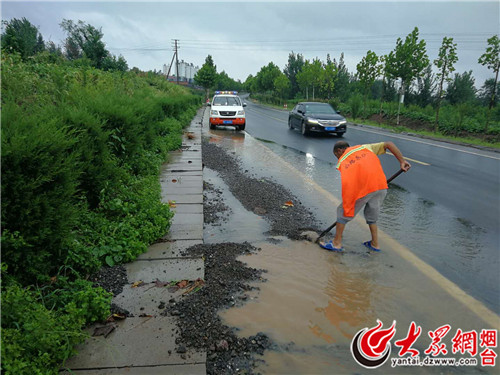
[
  {"x1": 220, "y1": 239, "x2": 493, "y2": 374},
  {"x1": 202, "y1": 119, "x2": 499, "y2": 373}
]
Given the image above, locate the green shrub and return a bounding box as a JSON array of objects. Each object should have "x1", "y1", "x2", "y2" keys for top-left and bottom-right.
[
  {"x1": 1, "y1": 102, "x2": 80, "y2": 283},
  {"x1": 68, "y1": 175, "x2": 173, "y2": 271},
  {"x1": 1, "y1": 50, "x2": 199, "y2": 372},
  {"x1": 1, "y1": 280, "x2": 110, "y2": 375},
  {"x1": 348, "y1": 94, "x2": 363, "y2": 120}
]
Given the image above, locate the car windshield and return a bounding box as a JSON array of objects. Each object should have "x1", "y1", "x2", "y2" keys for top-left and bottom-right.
[
  {"x1": 213, "y1": 96, "x2": 241, "y2": 106},
  {"x1": 305, "y1": 104, "x2": 336, "y2": 114}
]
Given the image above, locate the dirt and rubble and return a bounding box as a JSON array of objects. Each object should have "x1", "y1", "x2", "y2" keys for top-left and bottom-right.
[{"x1": 91, "y1": 264, "x2": 128, "y2": 297}]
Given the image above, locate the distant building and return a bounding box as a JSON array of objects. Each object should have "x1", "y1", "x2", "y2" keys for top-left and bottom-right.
[{"x1": 163, "y1": 60, "x2": 199, "y2": 83}]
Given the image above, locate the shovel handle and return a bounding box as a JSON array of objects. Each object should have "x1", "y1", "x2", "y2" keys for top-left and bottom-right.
[
  {"x1": 315, "y1": 168, "x2": 405, "y2": 243},
  {"x1": 387, "y1": 168, "x2": 404, "y2": 184},
  {"x1": 315, "y1": 222, "x2": 337, "y2": 243}
]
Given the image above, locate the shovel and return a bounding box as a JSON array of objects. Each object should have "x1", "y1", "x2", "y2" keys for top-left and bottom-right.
[{"x1": 315, "y1": 169, "x2": 405, "y2": 244}]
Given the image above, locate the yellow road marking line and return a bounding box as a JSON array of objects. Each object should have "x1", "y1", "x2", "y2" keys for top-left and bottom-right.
[
  {"x1": 246, "y1": 134, "x2": 499, "y2": 328},
  {"x1": 386, "y1": 151, "x2": 430, "y2": 166}
]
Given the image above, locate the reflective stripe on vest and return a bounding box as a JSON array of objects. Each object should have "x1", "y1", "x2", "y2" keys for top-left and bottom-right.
[{"x1": 336, "y1": 145, "x2": 366, "y2": 169}]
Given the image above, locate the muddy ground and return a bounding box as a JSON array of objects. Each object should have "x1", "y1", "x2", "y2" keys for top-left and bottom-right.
[{"x1": 164, "y1": 137, "x2": 322, "y2": 374}]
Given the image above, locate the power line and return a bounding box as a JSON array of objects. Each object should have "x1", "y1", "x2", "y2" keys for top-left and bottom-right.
[
  {"x1": 109, "y1": 31, "x2": 495, "y2": 50},
  {"x1": 108, "y1": 32, "x2": 494, "y2": 56}
]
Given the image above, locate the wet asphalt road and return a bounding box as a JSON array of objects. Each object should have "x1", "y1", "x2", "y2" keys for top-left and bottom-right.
[
  {"x1": 243, "y1": 97, "x2": 500, "y2": 236},
  {"x1": 236, "y1": 97, "x2": 500, "y2": 312}
]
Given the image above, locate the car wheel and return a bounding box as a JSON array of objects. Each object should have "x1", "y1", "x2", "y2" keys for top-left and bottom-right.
[
  {"x1": 301, "y1": 121, "x2": 309, "y2": 136},
  {"x1": 239, "y1": 124, "x2": 246, "y2": 131},
  {"x1": 210, "y1": 124, "x2": 216, "y2": 130},
  {"x1": 336, "y1": 132, "x2": 344, "y2": 137},
  {"x1": 288, "y1": 118, "x2": 293, "y2": 130}
]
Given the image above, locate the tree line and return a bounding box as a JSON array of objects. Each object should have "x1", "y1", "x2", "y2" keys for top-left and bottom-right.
[
  {"x1": 2, "y1": 17, "x2": 128, "y2": 71},
  {"x1": 196, "y1": 27, "x2": 499, "y2": 134}
]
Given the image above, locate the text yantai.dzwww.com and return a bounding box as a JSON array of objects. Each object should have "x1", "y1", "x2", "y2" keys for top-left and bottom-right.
[{"x1": 391, "y1": 356, "x2": 478, "y2": 367}]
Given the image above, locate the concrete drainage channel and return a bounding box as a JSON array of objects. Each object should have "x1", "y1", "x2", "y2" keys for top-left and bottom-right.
[{"x1": 63, "y1": 108, "x2": 206, "y2": 374}]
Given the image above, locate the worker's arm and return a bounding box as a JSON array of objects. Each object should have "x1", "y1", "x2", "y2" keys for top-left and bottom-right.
[{"x1": 384, "y1": 142, "x2": 411, "y2": 172}]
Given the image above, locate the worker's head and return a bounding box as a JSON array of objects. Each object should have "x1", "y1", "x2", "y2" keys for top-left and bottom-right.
[{"x1": 333, "y1": 141, "x2": 350, "y2": 159}]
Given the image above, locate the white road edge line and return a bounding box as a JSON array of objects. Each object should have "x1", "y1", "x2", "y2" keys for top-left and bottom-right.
[{"x1": 354, "y1": 126, "x2": 500, "y2": 160}]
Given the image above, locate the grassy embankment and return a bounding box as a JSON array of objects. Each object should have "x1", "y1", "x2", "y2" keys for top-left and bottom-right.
[{"x1": 1, "y1": 51, "x2": 202, "y2": 374}]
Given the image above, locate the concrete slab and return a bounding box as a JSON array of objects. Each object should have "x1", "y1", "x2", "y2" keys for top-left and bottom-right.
[
  {"x1": 112, "y1": 283, "x2": 183, "y2": 316},
  {"x1": 161, "y1": 194, "x2": 203, "y2": 204},
  {"x1": 160, "y1": 163, "x2": 201, "y2": 172},
  {"x1": 161, "y1": 170, "x2": 202, "y2": 177},
  {"x1": 168, "y1": 155, "x2": 202, "y2": 162},
  {"x1": 161, "y1": 181, "x2": 202, "y2": 192},
  {"x1": 165, "y1": 187, "x2": 203, "y2": 195},
  {"x1": 171, "y1": 213, "x2": 203, "y2": 226},
  {"x1": 166, "y1": 163, "x2": 201, "y2": 173},
  {"x1": 137, "y1": 240, "x2": 202, "y2": 260},
  {"x1": 61, "y1": 364, "x2": 206, "y2": 374},
  {"x1": 161, "y1": 175, "x2": 203, "y2": 183},
  {"x1": 179, "y1": 147, "x2": 201, "y2": 152},
  {"x1": 166, "y1": 223, "x2": 203, "y2": 241},
  {"x1": 168, "y1": 157, "x2": 201, "y2": 167},
  {"x1": 64, "y1": 317, "x2": 205, "y2": 369},
  {"x1": 160, "y1": 174, "x2": 203, "y2": 189},
  {"x1": 125, "y1": 258, "x2": 204, "y2": 283},
  {"x1": 170, "y1": 204, "x2": 203, "y2": 215},
  {"x1": 166, "y1": 162, "x2": 202, "y2": 169}
]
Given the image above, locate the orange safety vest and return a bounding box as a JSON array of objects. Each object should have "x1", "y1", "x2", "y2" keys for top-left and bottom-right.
[{"x1": 336, "y1": 145, "x2": 388, "y2": 217}]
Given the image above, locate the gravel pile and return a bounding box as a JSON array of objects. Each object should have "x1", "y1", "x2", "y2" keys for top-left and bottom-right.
[
  {"x1": 202, "y1": 139, "x2": 320, "y2": 239},
  {"x1": 165, "y1": 242, "x2": 272, "y2": 374},
  {"x1": 91, "y1": 264, "x2": 128, "y2": 297},
  {"x1": 203, "y1": 180, "x2": 231, "y2": 225}
]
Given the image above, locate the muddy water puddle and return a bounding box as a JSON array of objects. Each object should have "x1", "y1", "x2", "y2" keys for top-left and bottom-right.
[
  {"x1": 208, "y1": 129, "x2": 499, "y2": 312},
  {"x1": 204, "y1": 166, "x2": 269, "y2": 244},
  {"x1": 220, "y1": 238, "x2": 495, "y2": 374}
]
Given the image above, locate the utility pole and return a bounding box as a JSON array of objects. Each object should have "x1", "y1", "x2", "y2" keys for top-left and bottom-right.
[
  {"x1": 173, "y1": 39, "x2": 179, "y2": 85},
  {"x1": 166, "y1": 50, "x2": 176, "y2": 79},
  {"x1": 167, "y1": 39, "x2": 179, "y2": 84}
]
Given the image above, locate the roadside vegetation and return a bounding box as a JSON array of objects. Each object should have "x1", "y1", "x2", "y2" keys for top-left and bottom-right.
[
  {"x1": 197, "y1": 28, "x2": 500, "y2": 147},
  {"x1": 1, "y1": 18, "x2": 201, "y2": 374}
]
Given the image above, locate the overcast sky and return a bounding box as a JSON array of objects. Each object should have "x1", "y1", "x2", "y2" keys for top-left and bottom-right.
[{"x1": 1, "y1": 1, "x2": 499, "y2": 87}]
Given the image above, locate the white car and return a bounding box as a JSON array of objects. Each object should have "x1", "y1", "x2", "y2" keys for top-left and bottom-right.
[{"x1": 208, "y1": 91, "x2": 246, "y2": 131}]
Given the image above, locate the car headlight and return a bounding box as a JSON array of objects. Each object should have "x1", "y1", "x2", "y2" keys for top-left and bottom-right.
[
  {"x1": 338, "y1": 120, "x2": 346, "y2": 125},
  {"x1": 237, "y1": 110, "x2": 245, "y2": 115},
  {"x1": 307, "y1": 118, "x2": 319, "y2": 124},
  {"x1": 210, "y1": 110, "x2": 219, "y2": 116}
]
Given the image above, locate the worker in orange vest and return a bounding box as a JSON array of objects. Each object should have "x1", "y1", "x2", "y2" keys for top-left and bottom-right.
[{"x1": 320, "y1": 141, "x2": 411, "y2": 252}]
